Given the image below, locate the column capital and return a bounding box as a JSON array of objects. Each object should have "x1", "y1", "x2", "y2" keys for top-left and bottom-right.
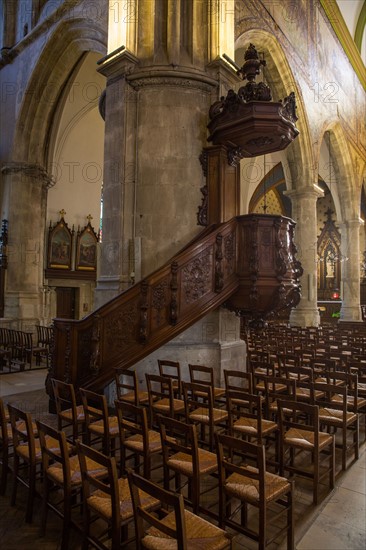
[
  {"x1": 284, "y1": 184, "x2": 324, "y2": 201},
  {"x1": 1, "y1": 162, "x2": 54, "y2": 188}
]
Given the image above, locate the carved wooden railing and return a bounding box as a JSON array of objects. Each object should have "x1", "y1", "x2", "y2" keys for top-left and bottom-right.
[
  {"x1": 48, "y1": 218, "x2": 239, "y2": 394},
  {"x1": 47, "y1": 214, "x2": 301, "y2": 398}
]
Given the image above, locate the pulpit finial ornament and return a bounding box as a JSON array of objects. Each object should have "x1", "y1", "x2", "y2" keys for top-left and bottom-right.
[
  {"x1": 236, "y1": 43, "x2": 272, "y2": 103},
  {"x1": 59, "y1": 209, "x2": 66, "y2": 218},
  {"x1": 207, "y1": 43, "x2": 299, "y2": 161}
]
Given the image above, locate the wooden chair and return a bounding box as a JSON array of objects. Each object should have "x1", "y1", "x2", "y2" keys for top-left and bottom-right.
[
  {"x1": 188, "y1": 364, "x2": 226, "y2": 403},
  {"x1": 255, "y1": 375, "x2": 296, "y2": 420},
  {"x1": 114, "y1": 368, "x2": 149, "y2": 406},
  {"x1": 52, "y1": 378, "x2": 85, "y2": 443},
  {"x1": 24, "y1": 331, "x2": 48, "y2": 369},
  {"x1": 36, "y1": 420, "x2": 99, "y2": 550},
  {"x1": 313, "y1": 382, "x2": 359, "y2": 470},
  {"x1": 128, "y1": 469, "x2": 232, "y2": 550},
  {"x1": 158, "y1": 359, "x2": 182, "y2": 399},
  {"x1": 182, "y1": 381, "x2": 228, "y2": 451},
  {"x1": 226, "y1": 390, "x2": 278, "y2": 455},
  {"x1": 224, "y1": 369, "x2": 253, "y2": 394},
  {"x1": 115, "y1": 400, "x2": 162, "y2": 479},
  {"x1": 215, "y1": 433, "x2": 294, "y2": 550},
  {"x1": 158, "y1": 414, "x2": 218, "y2": 517},
  {"x1": 80, "y1": 387, "x2": 119, "y2": 457},
  {"x1": 76, "y1": 440, "x2": 159, "y2": 550},
  {"x1": 0, "y1": 397, "x2": 12, "y2": 494},
  {"x1": 7, "y1": 404, "x2": 42, "y2": 522},
  {"x1": 145, "y1": 373, "x2": 185, "y2": 427},
  {"x1": 278, "y1": 399, "x2": 335, "y2": 504}
]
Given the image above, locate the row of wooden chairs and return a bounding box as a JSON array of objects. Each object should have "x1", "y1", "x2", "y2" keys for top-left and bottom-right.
[
  {"x1": 0, "y1": 325, "x2": 51, "y2": 370},
  {"x1": 1, "y1": 394, "x2": 290, "y2": 549}
]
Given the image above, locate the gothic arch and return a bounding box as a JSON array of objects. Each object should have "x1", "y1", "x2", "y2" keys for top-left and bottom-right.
[
  {"x1": 235, "y1": 28, "x2": 315, "y2": 191},
  {"x1": 317, "y1": 122, "x2": 361, "y2": 221},
  {"x1": 12, "y1": 16, "x2": 107, "y2": 166}
]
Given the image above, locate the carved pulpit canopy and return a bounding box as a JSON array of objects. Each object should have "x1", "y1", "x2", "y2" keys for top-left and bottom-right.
[{"x1": 207, "y1": 43, "x2": 299, "y2": 162}]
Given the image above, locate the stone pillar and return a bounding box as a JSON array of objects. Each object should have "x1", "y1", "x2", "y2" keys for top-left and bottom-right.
[
  {"x1": 100, "y1": 0, "x2": 245, "y2": 387},
  {"x1": 0, "y1": 162, "x2": 49, "y2": 328},
  {"x1": 339, "y1": 219, "x2": 363, "y2": 322},
  {"x1": 285, "y1": 186, "x2": 323, "y2": 327}
]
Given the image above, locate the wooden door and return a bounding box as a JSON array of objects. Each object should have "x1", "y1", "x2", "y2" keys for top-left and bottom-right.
[{"x1": 56, "y1": 287, "x2": 77, "y2": 319}]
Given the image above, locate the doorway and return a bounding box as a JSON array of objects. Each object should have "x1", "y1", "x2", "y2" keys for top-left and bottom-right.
[{"x1": 56, "y1": 287, "x2": 77, "y2": 319}]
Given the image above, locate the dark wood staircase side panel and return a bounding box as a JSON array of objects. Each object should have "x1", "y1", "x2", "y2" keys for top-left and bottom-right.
[{"x1": 49, "y1": 219, "x2": 239, "y2": 393}]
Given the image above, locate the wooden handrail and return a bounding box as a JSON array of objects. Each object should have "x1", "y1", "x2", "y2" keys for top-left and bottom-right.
[{"x1": 47, "y1": 215, "x2": 302, "y2": 400}]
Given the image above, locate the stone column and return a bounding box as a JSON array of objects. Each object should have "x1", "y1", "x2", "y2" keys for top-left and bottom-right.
[
  {"x1": 101, "y1": 0, "x2": 245, "y2": 390},
  {"x1": 339, "y1": 219, "x2": 363, "y2": 322},
  {"x1": 0, "y1": 162, "x2": 49, "y2": 328},
  {"x1": 285, "y1": 186, "x2": 323, "y2": 327}
]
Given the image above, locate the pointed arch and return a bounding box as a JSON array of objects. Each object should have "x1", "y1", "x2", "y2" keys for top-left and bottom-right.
[{"x1": 12, "y1": 17, "x2": 107, "y2": 165}]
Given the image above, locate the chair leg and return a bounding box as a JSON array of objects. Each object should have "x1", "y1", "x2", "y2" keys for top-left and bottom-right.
[
  {"x1": 40, "y1": 476, "x2": 49, "y2": 536},
  {"x1": 25, "y1": 463, "x2": 36, "y2": 522},
  {"x1": 287, "y1": 487, "x2": 294, "y2": 550},
  {"x1": 10, "y1": 454, "x2": 19, "y2": 506},
  {"x1": 61, "y1": 492, "x2": 71, "y2": 550},
  {"x1": 0, "y1": 446, "x2": 9, "y2": 495}
]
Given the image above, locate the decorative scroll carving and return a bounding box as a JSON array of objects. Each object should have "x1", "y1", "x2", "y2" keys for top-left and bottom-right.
[
  {"x1": 228, "y1": 146, "x2": 245, "y2": 167},
  {"x1": 279, "y1": 92, "x2": 298, "y2": 124},
  {"x1": 199, "y1": 150, "x2": 208, "y2": 177},
  {"x1": 90, "y1": 315, "x2": 101, "y2": 375},
  {"x1": 197, "y1": 185, "x2": 208, "y2": 226},
  {"x1": 139, "y1": 280, "x2": 149, "y2": 344},
  {"x1": 274, "y1": 220, "x2": 291, "y2": 279},
  {"x1": 224, "y1": 232, "x2": 235, "y2": 276},
  {"x1": 215, "y1": 234, "x2": 224, "y2": 292},
  {"x1": 78, "y1": 329, "x2": 93, "y2": 378},
  {"x1": 64, "y1": 325, "x2": 72, "y2": 383},
  {"x1": 105, "y1": 305, "x2": 138, "y2": 353},
  {"x1": 152, "y1": 280, "x2": 168, "y2": 326},
  {"x1": 169, "y1": 261, "x2": 179, "y2": 325},
  {"x1": 182, "y1": 251, "x2": 212, "y2": 304},
  {"x1": 246, "y1": 137, "x2": 274, "y2": 148}
]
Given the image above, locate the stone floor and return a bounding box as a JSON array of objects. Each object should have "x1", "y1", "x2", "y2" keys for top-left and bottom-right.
[{"x1": 0, "y1": 369, "x2": 365, "y2": 549}]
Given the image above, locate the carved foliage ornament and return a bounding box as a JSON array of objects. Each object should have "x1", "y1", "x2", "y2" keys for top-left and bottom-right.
[{"x1": 182, "y1": 251, "x2": 212, "y2": 304}]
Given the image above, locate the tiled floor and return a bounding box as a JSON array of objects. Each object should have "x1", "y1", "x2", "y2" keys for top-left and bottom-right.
[{"x1": 0, "y1": 369, "x2": 365, "y2": 549}]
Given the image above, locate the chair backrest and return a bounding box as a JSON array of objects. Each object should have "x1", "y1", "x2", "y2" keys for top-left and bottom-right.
[
  {"x1": 158, "y1": 414, "x2": 198, "y2": 468},
  {"x1": 76, "y1": 440, "x2": 120, "y2": 522},
  {"x1": 277, "y1": 398, "x2": 320, "y2": 438},
  {"x1": 188, "y1": 364, "x2": 214, "y2": 388},
  {"x1": 128, "y1": 469, "x2": 187, "y2": 550},
  {"x1": 0, "y1": 397, "x2": 10, "y2": 445},
  {"x1": 158, "y1": 360, "x2": 181, "y2": 397},
  {"x1": 80, "y1": 387, "x2": 107, "y2": 425},
  {"x1": 226, "y1": 389, "x2": 264, "y2": 436},
  {"x1": 7, "y1": 403, "x2": 37, "y2": 462},
  {"x1": 182, "y1": 380, "x2": 214, "y2": 418},
  {"x1": 224, "y1": 370, "x2": 252, "y2": 393},
  {"x1": 146, "y1": 373, "x2": 174, "y2": 404},
  {"x1": 313, "y1": 381, "x2": 354, "y2": 413},
  {"x1": 52, "y1": 378, "x2": 78, "y2": 418},
  {"x1": 114, "y1": 368, "x2": 140, "y2": 405},
  {"x1": 215, "y1": 432, "x2": 265, "y2": 494},
  {"x1": 114, "y1": 400, "x2": 148, "y2": 446},
  {"x1": 36, "y1": 420, "x2": 71, "y2": 485}
]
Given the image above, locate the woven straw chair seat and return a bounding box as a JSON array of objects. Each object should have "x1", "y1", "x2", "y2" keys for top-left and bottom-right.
[
  {"x1": 48, "y1": 454, "x2": 107, "y2": 486},
  {"x1": 59, "y1": 404, "x2": 85, "y2": 422},
  {"x1": 330, "y1": 394, "x2": 366, "y2": 408},
  {"x1": 152, "y1": 398, "x2": 185, "y2": 413},
  {"x1": 225, "y1": 466, "x2": 290, "y2": 504},
  {"x1": 124, "y1": 430, "x2": 162, "y2": 453},
  {"x1": 89, "y1": 416, "x2": 119, "y2": 435},
  {"x1": 15, "y1": 434, "x2": 72, "y2": 461},
  {"x1": 284, "y1": 427, "x2": 334, "y2": 449},
  {"x1": 120, "y1": 390, "x2": 149, "y2": 403},
  {"x1": 195, "y1": 387, "x2": 225, "y2": 399},
  {"x1": 189, "y1": 407, "x2": 228, "y2": 424},
  {"x1": 88, "y1": 477, "x2": 158, "y2": 521},
  {"x1": 166, "y1": 448, "x2": 217, "y2": 477},
  {"x1": 319, "y1": 407, "x2": 358, "y2": 425},
  {"x1": 142, "y1": 509, "x2": 230, "y2": 550},
  {"x1": 233, "y1": 417, "x2": 277, "y2": 436}
]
